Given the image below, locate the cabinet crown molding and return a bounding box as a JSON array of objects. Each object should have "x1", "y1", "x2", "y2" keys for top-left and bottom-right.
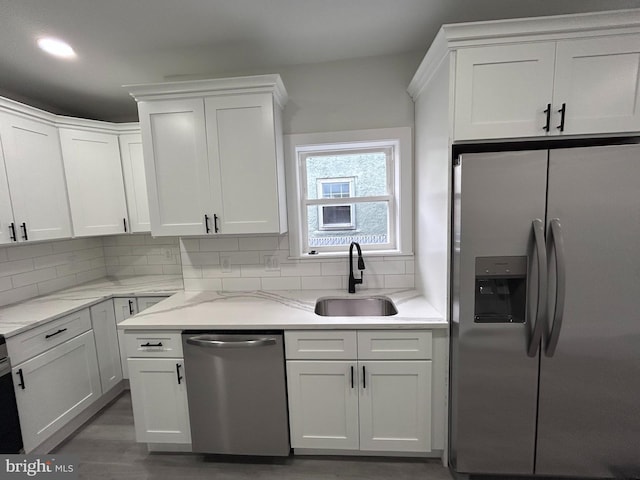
[
  {"x1": 125, "y1": 74, "x2": 288, "y2": 109},
  {"x1": 408, "y1": 8, "x2": 640, "y2": 100}
]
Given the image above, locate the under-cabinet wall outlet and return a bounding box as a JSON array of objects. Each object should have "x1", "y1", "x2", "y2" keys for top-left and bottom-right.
[
  {"x1": 220, "y1": 256, "x2": 232, "y2": 273},
  {"x1": 264, "y1": 255, "x2": 279, "y2": 271}
]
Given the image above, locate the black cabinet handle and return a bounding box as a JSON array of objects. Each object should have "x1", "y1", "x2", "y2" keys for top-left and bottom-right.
[
  {"x1": 123, "y1": 218, "x2": 128, "y2": 233},
  {"x1": 543, "y1": 103, "x2": 551, "y2": 131},
  {"x1": 204, "y1": 214, "x2": 211, "y2": 233},
  {"x1": 8, "y1": 222, "x2": 16, "y2": 242},
  {"x1": 176, "y1": 363, "x2": 183, "y2": 385},
  {"x1": 557, "y1": 103, "x2": 566, "y2": 132},
  {"x1": 213, "y1": 214, "x2": 219, "y2": 233},
  {"x1": 20, "y1": 222, "x2": 28, "y2": 241},
  {"x1": 141, "y1": 342, "x2": 163, "y2": 347},
  {"x1": 45, "y1": 328, "x2": 67, "y2": 339},
  {"x1": 362, "y1": 365, "x2": 366, "y2": 389},
  {"x1": 128, "y1": 299, "x2": 134, "y2": 315},
  {"x1": 350, "y1": 365, "x2": 354, "y2": 389},
  {"x1": 16, "y1": 369, "x2": 25, "y2": 390}
]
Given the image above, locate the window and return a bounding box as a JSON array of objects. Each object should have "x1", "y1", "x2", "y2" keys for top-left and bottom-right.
[
  {"x1": 285, "y1": 128, "x2": 413, "y2": 257},
  {"x1": 317, "y1": 178, "x2": 355, "y2": 230}
]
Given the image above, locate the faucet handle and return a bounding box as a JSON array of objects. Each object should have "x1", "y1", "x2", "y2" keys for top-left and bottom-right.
[{"x1": 357, "y1": 257, "x2": 365, "y2": 270}]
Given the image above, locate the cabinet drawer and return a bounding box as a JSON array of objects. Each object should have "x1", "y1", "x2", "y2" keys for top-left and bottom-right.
[
  {"x1": 124, "y1": 331, "x2": 183, "y2": 358},
  {"x1": 7, "y1": 308, "x2": 92, "y2": 365},
  {"x1": 285, "y1": 331, "x2": 357, "y2": 360},
  {"x1": 357, "y1": 331, "x2": 432, "y2": 360}
]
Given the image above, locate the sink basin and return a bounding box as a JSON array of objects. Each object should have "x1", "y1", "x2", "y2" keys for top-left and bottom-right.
[{"x1": 314, "y1": 296, "x2": 398, "y2": 317}]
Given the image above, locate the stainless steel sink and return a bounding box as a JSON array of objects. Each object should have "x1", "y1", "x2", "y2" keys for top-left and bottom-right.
[{"x1": 314, "y1": 296, "x2": 398, "y2": 317}]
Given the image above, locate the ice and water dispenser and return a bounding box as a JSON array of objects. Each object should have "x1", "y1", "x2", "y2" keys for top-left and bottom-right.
[{"x1": 474, "y1": 256, "x2": 527, "y2": 323}]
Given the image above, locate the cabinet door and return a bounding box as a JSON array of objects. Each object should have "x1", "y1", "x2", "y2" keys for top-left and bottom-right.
[
  {"x1": 0, "y1": 112, "x2": 72, "y2": 241},
  {"x1": 358, "y1": 361, "x2": 431, "y2": 452},
  {"x1": 113, "y1": 297, "x2": 138, "y2": 379},
  {"x1": 59, "y1": 128, "x2": 128, "y2": 236},
  {"x1": 138, "y1": 99, "x2": 213, "y2": 236},
  {"x1": 454, "y1": 42, "x2": 556, "y2": 140},
  {"x1": 119, "y1": 133, "x2": 151, "y2": 233},
  {"x1": 286, "y1": 361, "x2": 359, "y2": 450},
  {"x1": 128, "y1": 358, "x2": 191, "y2": 444},
  {"x1": 0, "y1": 138, "x2": 16, "y2": 245},
  {"x1": 90, "y1": 300, "x2": 122, "y2": 393},
  {"x1": 12, "y1": 330, "x2": 101, "y2": 453},
  {"x1": 205, "y1": 94, "x2": 282, "y2": 234},
  {"x1": 553, "y1": 34, "x2": 640, "y2": 135}
]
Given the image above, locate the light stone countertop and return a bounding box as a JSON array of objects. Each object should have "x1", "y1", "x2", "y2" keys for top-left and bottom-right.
[
  {"x1": 118, "y1": 288, "x2": 446, "y2": 331},
  {"x1": 0, "y1": 275, "x2": 184, "y2": 337}
]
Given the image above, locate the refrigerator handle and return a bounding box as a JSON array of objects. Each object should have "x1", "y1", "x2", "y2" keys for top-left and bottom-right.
[
  {"x1": 527, "y1": 219, "x2": 548, "y2": 357},
  {"x1": 545, "y1": 219, "x2": 566, "y2": 357}
]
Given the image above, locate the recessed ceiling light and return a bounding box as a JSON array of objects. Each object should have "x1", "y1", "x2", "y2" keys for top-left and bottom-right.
[{"x1": 37, "y1": 37, "x2": 76, "y2": 59}]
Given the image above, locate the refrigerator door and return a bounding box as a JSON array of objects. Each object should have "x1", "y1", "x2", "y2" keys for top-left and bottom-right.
[
  {"x1": 536, "y1": 144, "x2": 640, "y2": 478},
  {"x1": 451, "y1": 150, "x2": 548, "y2": 475}
]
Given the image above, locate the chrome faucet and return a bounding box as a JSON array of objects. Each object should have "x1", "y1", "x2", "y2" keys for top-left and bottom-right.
[{"x1": 348, "y1": 242, "x2": 365, "y2": 293}]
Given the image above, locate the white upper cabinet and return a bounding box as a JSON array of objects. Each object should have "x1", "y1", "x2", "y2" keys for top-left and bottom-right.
[
  {"x1": 59, "y1": 127, "x2": 129, "y2": 236},
  {"x1": 0, "y1": 111, "x2": 72, "y2": 241},
  {"x1": 0, "y1": 137, "x2": 16, "y2": 245},
  {"x1": 552, "y1": 34, "x2": 640, "y2": 135},
  {"x1": 119, "y1": 133, "x2": 151, "y2": 233},
  {"x1": 129, "y1": 75, "x2": 288, "y2": 237},
  {"x1": 138, "y1": 98, "x2": 212, "y2": 236},
  {"x1": 454, "y1": 43, "x2": 556, "y2": 140},
  {"x1": 205, "y1": 93, "x2": 283, "y2": 234},
  {"x1": 422, "y1": 11, "x2": 640, "y2": 141}
]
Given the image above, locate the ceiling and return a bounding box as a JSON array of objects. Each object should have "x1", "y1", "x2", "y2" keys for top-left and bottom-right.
[{"x1": 1, "y1": 0, "x2": 640, "y2": 122}]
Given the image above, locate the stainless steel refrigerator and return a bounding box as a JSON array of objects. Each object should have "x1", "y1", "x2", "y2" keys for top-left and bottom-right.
[{"x1": 450, "y1": 142, "x2": 640, "y2": 478}]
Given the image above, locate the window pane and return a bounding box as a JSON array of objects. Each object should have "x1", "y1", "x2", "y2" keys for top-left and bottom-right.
[
  {"x1": 307, "y1": 202, "x2": 389, "y2": 248},
  {"x1": 323, "y1": 205, "x2": 351, "y2": 225},
  {"x1": 306, "y1": 151, "x2": 387, "y2": 199}
]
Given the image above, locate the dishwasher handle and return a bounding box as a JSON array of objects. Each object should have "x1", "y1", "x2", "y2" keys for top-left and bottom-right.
[{"x1": 186, "y1": 336, "x2": 277, "y2": 348}]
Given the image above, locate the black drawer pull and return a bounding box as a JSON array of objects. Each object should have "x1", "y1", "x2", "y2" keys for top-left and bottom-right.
[
  {"x1": 542, "y1": 103, "x2": 551, "y2": 131},
  {"x1": 21, "y1": 222, "x2": 28, "y2": 241},
  {"x1": 128, "y1": 299, "x2": 135, "y2": 315},
  {"x1": 213, "y1": 214, "x2": 220, "y2": 233},
  {"x1": 123, "y1": 218, "x2": 128, "y2": 233},
  {"x1": 176, "y1": 363, "x2": 183, "y2": 385},
  {"x1": 45, "y1": 328, "x2": 67, "y2": 339},
  {"x1": 350, "y1": 365, "x2": 354, "y2": 389},
  {"x1": 362, "y1": 365, "x2": 366, "y2": 389},
  {"x1": 557, "y1": 103, "x2": 566, "y2": 132},
  {"x1": 16, "y1": 369, "x2": 25, "y2": 390},
  {"x1": 141, "y1": 342, "x2": 163, "y2": 347},
  {"x1": 9, "y1": 222, "x2": 17, "y2": 242}
]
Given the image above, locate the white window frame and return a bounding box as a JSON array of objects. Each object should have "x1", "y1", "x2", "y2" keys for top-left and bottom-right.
[
  {"x1": 316, "y1": 177, "x2": 356, "y2": 230},
  {"x1": 285, "y1": 127, "x2": 413, "y2": 258}
]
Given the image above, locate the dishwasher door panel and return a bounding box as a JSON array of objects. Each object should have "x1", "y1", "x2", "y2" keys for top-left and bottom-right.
[{"x1": 182, "y1": 332, "x2": 290, "y2": 456}]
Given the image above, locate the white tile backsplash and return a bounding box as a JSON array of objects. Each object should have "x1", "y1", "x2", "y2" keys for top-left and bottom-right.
[
  {"x1": 0, "y1": 237, "x2": 106, "y2": 307},
  {"x1": 104, "y1": 234, "x2": 182, "y2": 277},
  {"x1": 180, "y1": 234, "x2": 414, "y2": 291}
]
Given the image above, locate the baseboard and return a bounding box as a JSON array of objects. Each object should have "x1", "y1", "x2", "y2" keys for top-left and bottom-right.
[
  {"x1": 33, "y1": 381, "x2": 126, "y2": 454},
  {"x1": 147, "y1": 443, "x2": 193, "y2": 453},
  {"x1": 292, "y1": 448, "x2": 444, "y2": 458}
]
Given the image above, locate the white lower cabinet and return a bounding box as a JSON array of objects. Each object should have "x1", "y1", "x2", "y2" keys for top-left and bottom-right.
[
  {"x1": 358, "y1": 360, "x2": 431, "y2": 452},
  {"x1": 90, "y1": 300, "x2": 122, "y2": 393},
  {"x1": 114, "y1": 296, "x2": 168, "y2": 379},
  {"x1": 127, "y1": 358, "x2": 191, "y2": 444},
  {"x1": 12, "y1": 330, "x2": 101, "y2": 453},
  {"x1": 285, "y1": 330, "x2": 433, "y2": 454},
  {"x1": 286, "y1": 361, "x2": 359, "y2": 450}
]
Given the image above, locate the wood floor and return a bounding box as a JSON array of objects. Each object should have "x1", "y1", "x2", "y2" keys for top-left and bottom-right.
[{"x1": 53, "y1": 392, "x2": 453, "y2": 480}]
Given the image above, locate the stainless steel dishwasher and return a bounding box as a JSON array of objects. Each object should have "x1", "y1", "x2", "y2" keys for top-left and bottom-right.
[{"x1": 182, "y1": 331, "x2": 290, "y2": 456}]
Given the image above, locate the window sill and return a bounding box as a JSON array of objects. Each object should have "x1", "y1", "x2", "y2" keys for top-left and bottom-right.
[{"x1": 288, "y1": 250, "x2": 414, "y2": 261}]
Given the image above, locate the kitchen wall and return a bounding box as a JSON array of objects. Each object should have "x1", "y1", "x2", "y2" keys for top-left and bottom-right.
[
  {"x1": 103, "y1": 234, "x2": 182, "y2": 277},
  {"x1": 167, "y1": 51, "x2": 422, "y2": 135},
  {"x1": 0, "y1": 238, "x2": 106, "y2": 307},
  {"x1": 180, "y1": 234, "x2": 414, "y2": 291}
]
